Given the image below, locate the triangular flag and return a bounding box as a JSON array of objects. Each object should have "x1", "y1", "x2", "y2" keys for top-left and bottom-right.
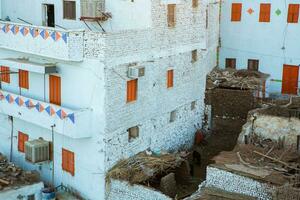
[
  {"x1": 25, "y1": 99, "x2": 35, "y2": 109},
  {"x1": 2, "y1": 25, "x2": 10, "y2": 33},
  {"x1": 15, "y1": 97, "x2": 24, "y2": 106},
  {"x1": 20, "y1": 27, "x2": 29, "y2": 36},
  {"x1": 56, "y1": 109, "x2": 67, "y2": 119},
  {"x1": 68, "y1": 113, "x2": 75, "y2": 124},
  {"x1": 30, "y1": 28, "x2": 39, "y2": 38},
  {"x1": 35, "y1": 103, "x2": 45, "y2": 112},
  {"x1": 6, "y1": 94, "x2": 14, "y2": 103},
  {"x1": 0, "y1": 92, "x2": 4, "y2": 100},
  {"x1": 11, "y1": 25, "x2": 19, "y2": 35},
  {"x1": 51, "y1": 31, "x2": 61, "y2": 41},
  {"x1": 62, "y1": 33, "x2": 68, "y2": 43},
  {"x1": 40, "y1": 29, "x2": 49, "y2": 39},
  {"x1": 45, "y1": 106, "x2": 55, "y2": 116}
]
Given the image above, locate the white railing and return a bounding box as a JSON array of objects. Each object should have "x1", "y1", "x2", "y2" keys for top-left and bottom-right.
[
  {"x1": 0, "y1": 21, "x2": 84, "y2": 61},
  {"x1": 0, "y1": 90, "x2": 92, "y2": 139}
]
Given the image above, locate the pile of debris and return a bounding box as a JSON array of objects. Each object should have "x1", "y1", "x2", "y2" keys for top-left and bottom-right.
[
  {"x1": 207, "y1": 68, "x2": 269, "y2": 90},
  {"x1": 106, "y1": 151, "x2": 186, "y2": 185},
  {"x1": 0, "y1": 153, "x2": 40, "y2": 190}
]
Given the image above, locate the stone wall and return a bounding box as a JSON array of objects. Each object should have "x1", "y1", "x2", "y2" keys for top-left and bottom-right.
[{"x1": 106, "y1": 180, "x2": 172, "y2": 200}]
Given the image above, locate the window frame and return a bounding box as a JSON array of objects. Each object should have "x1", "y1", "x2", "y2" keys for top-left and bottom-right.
[
  {"x1": 231, "y1": 3, "x2": 242, "y2": 22},
  {"x1": 259, "y1": 3, "x2": 271, "y2": 22},
  {"x1": 63, "y1": 0, "x2": 77, "y2": 20},
  {"x1": 18, "y1": 131, "x2": 29, "y2": 153}
]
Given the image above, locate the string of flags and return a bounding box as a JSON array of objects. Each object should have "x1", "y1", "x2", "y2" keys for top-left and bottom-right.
[
  {"x1": 0, "y1": 92, "x2": 75, "y2": 124},
  {"x1": 1, "y1": 23, "x2": 68, "y2": 43}
]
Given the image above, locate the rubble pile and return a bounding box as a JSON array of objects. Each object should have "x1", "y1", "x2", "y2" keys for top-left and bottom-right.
[
  {"x1": 0, "y1": 153, "x2": 40, "y2": 190},
  {"x1": 207, "y1": 68, "x2": 269, "y2": 90},
  {"x1": 106, "y1": 151, "x2": 186, "y2": 185}
]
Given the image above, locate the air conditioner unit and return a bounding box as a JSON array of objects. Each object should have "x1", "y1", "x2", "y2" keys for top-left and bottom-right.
[
  {"x1": 25, "y1": 139, "x2": 50, "y2": 163},
  {"x1": 128, "y1": 66, "x2": 145, "y2": 79},
  {"x1": 81, "y1": 0, "x2": 105, "y2": 18}
]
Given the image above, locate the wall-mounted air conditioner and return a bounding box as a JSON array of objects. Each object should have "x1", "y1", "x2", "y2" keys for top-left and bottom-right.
[
  {"x1": 25, "y1": 139, "x2": 50, "y2": 163},
  {"x1": 81, "y1": 0, "x2": 105, "y2": 18},
  {"x1": 128, "y1": 66, "x2": 145, "y2": 79}
]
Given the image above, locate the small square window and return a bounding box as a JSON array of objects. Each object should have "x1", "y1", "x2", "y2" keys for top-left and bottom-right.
[
  {"x1": 248, "y1": 59, "x2": 259, "y2": 71},
  {"x1": 192, "y1": 50, "x2": 198, "y2": 63},
  {"x1": 225, "y1": 58, "x2": 236, "y2": 69},
  {"x1": 170, "y1": 110, "x2": 177, "y2": 122},
  {"x1": 191, "y1": 101, "x2": 196, "y2": 110},
  {"x1": 192, "y1": 0, "x2": 198, "y2": 8},
  {"x1": 28, "y1": 194, "x2": 35, "y2": 200},
  {"x1": 128, "y1": 126, "x2": 139, "y2": 142},
  {"x1": 63, "y1": 0, "x2": 76, "y2": 20}
]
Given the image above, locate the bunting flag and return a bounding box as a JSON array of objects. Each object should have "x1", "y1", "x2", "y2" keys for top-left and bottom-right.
[
  {"x1": 15, "y1": 97, "x2": 24, "y2": 106},
  {"x1": 30, "y1": 28, "x2": 39, "y2": 38},
  {"x1": 45, "y1": 105, "x2": 56, "y2": 116},
  {"x1": 35, "y1": 103, "x2": 45, "y2": 112},
  {"x1": 62, "y1": 33, "x2": 68, "y2": 43},
  {"x1": 56, "y1": 109, "x2": 67, "y2": 119},
  {"x1": 20, "y1": 27, "x2": 29, "y2": 36},
  {"x1": 40, "y1": 29, "x2": 50, "y2": 40},
  {"x1": 11, "y1": 25, "x2": 19, "y2": 35},
  {"x1": 2, "y1": 25, "x2": 10, "y2": 33},
  {"x1": 25, "y1": 99, "x2": 35, "y2": 109},
  {"x1": 5, "y1": 94, "x2": 14, "y2": 103},
  {"x1": 51, "y1": 31, "x2": 61, "y2": 41},
  {"x1": 68, "y1": 113, "x2": 75, "y2": 124}
]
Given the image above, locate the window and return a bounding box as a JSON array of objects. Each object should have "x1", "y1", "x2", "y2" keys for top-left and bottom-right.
[
  {"x1": 191, "y1": 101, "x2": 196, "y2": 110},
  {"x1": 225, "y1": 58, "x2": 236, "y2": 69},
  {"x1": 170, "y1": 110, "x2": 177, "y2": 122},
  {"x1": 168, "y1": 4, "x2": 176, "y2": 27},
  {"x1": 18, "y1": 132, "x2": 29, "y2": 153},
  {"x1": 259, "y1": 4, "x2": 271, "y2": 22},
  {"x1": 127, "y1": 79, "x2": 138, "y2": 102},
  {"x1": 248, "y1": 59, "x2": 259, "y2": 71},
  {"x1": 49, "y1": 75, "x2": 61, "y2": 106},
  {"x1": 167, "y1": 70, "x2": 174, "y2": 88},
  {"x1": 62, "y1": 148, "x2": 75, "y2": 176},
  {"x1": 27, "y1": 194, "x2": 35, "y2": 200},
  {"x1": 231, "y1": 3, "x2": 242, "y2": 22},
  {"x1": 63, "y1": 0, "x2": 76, "y2": 20},
  {"x1": 19, "y1": 70, "x2": 29, "y2": 89},
  {"x1": 287, "y1": 4, "x2": 299, "y2": 23},
  {"x1": 192, "y1": 50, "x2": 198, "y2": 63},
  {"x1": 0, "y1": 66, "x2": 10, "y2": 83},
  {"x1": 192, "y1": 0, "x2": 198, "y2": 8},
  {"x1": 128, "y1": 126, "x2": 139, "y2": 142}
]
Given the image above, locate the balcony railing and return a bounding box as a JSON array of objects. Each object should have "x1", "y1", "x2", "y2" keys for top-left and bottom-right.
[
  {"x1": 0, "y1": 90, "x2": 92, "y2": 139},
  {"x1": 0, "y1": 21, "x2": 84, "y2": 62}
]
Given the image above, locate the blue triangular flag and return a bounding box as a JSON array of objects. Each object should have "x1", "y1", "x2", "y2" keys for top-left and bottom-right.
[
  {"x1": 62, "y1": 33, "x2": 68, "y2": 43},
  {"x1": 68, "y1": 113, "x2": 75, "y2": 124}
]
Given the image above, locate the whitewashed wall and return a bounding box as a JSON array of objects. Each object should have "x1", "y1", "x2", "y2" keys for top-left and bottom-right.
[
  {"x1": 0, "y1": 182, "x2": 44, "y2": 200},
  {"x1": 219, "y1": 0, "x2": 300, "y2": 94}
]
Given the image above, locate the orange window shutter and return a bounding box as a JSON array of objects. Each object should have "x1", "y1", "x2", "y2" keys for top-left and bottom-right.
[
  {"x1": 18, "y1": 132, "x2": 28, "y2": 153},
  {"x1": 1, "y1": 66, "x2": 10, "y2": 83},
  {"x1": 127, "y1": 79, "x2": 137, "y2": 103},
  {"x1": 49, "y1": 75, "x2": 61, "y2": 106},
  {"x1": 288, "y1": 4, "x2": 300, "y2": 23},
  {"x1": 259, "y1": 4, "x2": 271, "y2": 22},
  {"x1": 69, "y1": 152, "x2": 75, "y2": 176},
  {"x1": 167, "y1": 70, "x2": 174, "y2": 88},
  {"x1": 62, "y1": 148, "x2": 75, "y2": 176},
  {"x1": 231, "y1": 3, "x2": 242, "y2": 22},
  {"x1": 19, "y1": 70, "x2": 29, "y2": 89}
]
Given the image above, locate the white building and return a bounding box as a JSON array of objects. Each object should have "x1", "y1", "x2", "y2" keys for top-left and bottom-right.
[
  {"x1": 219, "y1": 0, "x2": 300, "y2": 96},
  {"x1": 0, "y1": 0, "x2": 220, "y2": 199}
]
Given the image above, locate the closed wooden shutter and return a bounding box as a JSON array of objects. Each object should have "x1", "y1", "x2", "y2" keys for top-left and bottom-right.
[
  {"x1": 168, "y1": 4, "x2": 176, "y2": 27},
  {"x1": 0, "y1": 66, "x2": 10, "y2": 83},
  {"x1": 49, "y1": 75, "x2": 61, "y2": 106},
  {"x1": 231, "y1": 3, "x2": 242, "y2": 22},
  {"x1": 63, "y1": 0, "x2": 76, "y2": 20},
  {"x1": 259, "y1": 4, "x2": 271, "y2": 22},
  {"x1": 127, "y1": 79, "x2": 138, "y2": 103},
  {"x1": 282, "y1": 65, "x2": 299, "y2": 95},
  {"x1": 167, "y1": 70, "x2": 174, "y2": 88},
  {"x1": 19, "y1": 70, "x2": 29, "y2": 89},
  {"x1": 287, "y1": 4, "x2": 299, "y2": 23},
  {"x1": 18, "y1": 132, "x2": 29, "y2": 153},
  {"x1": 62, "y1": 148, "x2": 75, "y2": 176}
]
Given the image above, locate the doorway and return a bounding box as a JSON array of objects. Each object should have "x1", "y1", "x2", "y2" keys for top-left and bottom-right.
[
  {"x1": 49, "y1": 75, "x2": 61, "y2": 106},
  {"x1": 43, "y1": 4, "x2": 55, "y2": 27},
  {"x1": 282, "y1": 65, "x2": 299, "y2": 95}
]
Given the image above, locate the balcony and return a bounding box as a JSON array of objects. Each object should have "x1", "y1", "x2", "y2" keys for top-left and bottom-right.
[
  {"x1": 0, "y1": 21, "x2": 84, "y2": 62},
  {"x1": 0, "y1": 90, "x2": 92, "y2": 139}
]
